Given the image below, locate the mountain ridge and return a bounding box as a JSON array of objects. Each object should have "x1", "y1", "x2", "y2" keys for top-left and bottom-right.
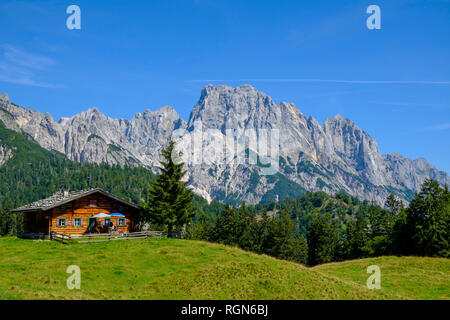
[{"x1": 0, "y1": 85, "x2": 448, "y2": 206}]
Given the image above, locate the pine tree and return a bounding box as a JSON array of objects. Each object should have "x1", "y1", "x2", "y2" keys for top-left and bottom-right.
[
  {"x1": 271, "y1": 211, "x2": 308, "y2": 264},
  {"x1": 256, "y1": 211, "x2": 274, "y2": 254},
  {"x1": 0, "y1": 200, "x2": 15, "y2": 236},
  {"x1": 190, "y1": 212, "x2": 214, "y2": 241},
  {"x1": 141, "y1": 141, "x2": 195, "y2": 236},
  {"x1": 405, "y1": 179, "x2": 449, "y2": 257},
  {"x1": 213, "y1": 205, "x2": 241, "y2": 245},
  {"x1": 385, "y1": 193, "x2": 402, "y2": 235},
  {"x1": 367, "y1": 200, "x2": 381, "y2": 237},
  {"x1": 307, "y1": 213, "x2": 339, "y2": 266},
  {"x1": 237, "y1": 202, "x2": 259, "y2": 250}
]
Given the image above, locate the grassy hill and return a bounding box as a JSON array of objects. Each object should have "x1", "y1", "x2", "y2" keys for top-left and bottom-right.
[
  {"x1": 0, "y1": 237, "x2": 448, "y2": 300},
  {"x1": 314, "y1": 256, "x2": 450, "y2": 300}
]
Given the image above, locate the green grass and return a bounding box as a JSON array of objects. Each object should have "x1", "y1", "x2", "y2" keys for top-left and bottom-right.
[
  {"x1": 0, "y1": 237, "x2": 448, "y2": 300},
  {"x1": 314, "y1": 256, "x2": 450, "y2": 300}
]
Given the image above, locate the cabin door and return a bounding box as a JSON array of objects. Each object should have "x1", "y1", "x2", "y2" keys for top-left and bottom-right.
[{"x1": 87, "y1": 217, "x2": 97, "y2": 233}]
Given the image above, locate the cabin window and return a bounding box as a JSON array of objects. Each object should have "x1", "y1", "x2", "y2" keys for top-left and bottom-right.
[
  {"x1": 89, "y1": 199, "x2": 98, "y2": 207},
  {"x1": 60, "y1": 205, "x2": 66, "y2": 211},
  {"x1": 104, "y1": 218, "x2": 112, "y2": 227},
  {"x1": 118, "y1": 218, "x2": 126, "y2": 227},
  {"x1": 72, "y1": 218, "x2": 82, "y2": 227},
  {"x1": 118, "y1": 205, "x2": 124, "y2": 212},
  {"x1": 57, "y1": 218, "x2": 67, "y2": 227}
]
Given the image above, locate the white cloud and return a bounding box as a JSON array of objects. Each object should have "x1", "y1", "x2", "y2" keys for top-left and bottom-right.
[{"x1": 0, "y1": 44, "x2": 62, "y2": 88}]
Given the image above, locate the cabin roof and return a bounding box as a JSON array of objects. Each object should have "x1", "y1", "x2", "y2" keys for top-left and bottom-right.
[{"x1": 12, "y1": 188, "x2": 140, "y2": 212}]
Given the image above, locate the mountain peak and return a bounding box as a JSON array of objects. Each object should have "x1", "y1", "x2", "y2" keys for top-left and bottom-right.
[
  {"x1": 137, "y1": 105, "x2": 179, "y2": 119},
  {"x1": 79, "y1": 107, "x2": 105, "y2": 117},
  {"x1": 331, "y1": 114, "x2": 345, "y2": 121},
  {"x1": 159, "y1": 105, "x2": 176, "y2": 113},
  {"x1": 86, "y1": 107, "x2": 101, "y2": 113},
  {"x1": 189, "y1": 84, "x2": 277, "y2": 130},
  {"x1": 324, "y1": 114, "x2": 355, "y2": 127},
  {"x1": 200, "y1": 84, "x2": 231, "y2": 98},
  {"x1": 200, "y1": 84, "x2": 260, "y2": 98},
  {"x1": 0, "y1": 93, "x2": 9, "y2": 103},
  {"x1": 235, "y1": 83, "x2": 258, "y2": 91}
]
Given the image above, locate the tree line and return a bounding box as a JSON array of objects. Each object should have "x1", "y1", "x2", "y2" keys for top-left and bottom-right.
[
  {"x1": 187, "y1": 179, "x2": 448, "y2": 265},
  {"x1": 140, "y1": 141, "x2": 449, "y2": 265}
]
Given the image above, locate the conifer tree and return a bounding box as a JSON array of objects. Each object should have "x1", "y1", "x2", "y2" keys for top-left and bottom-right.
[
  {"x1": 385, "y1": 193, "x2": 403, "y2": 235},
  {"x1": 190, "y1": 212, "x2": 214, "y2": 241},
  {"x1": 271, "y1": 211, "x2": 308, "y2": 264},
  {"x1": 405, "y1": 179, "x2": 449, "y2": 257},
  {"x1": 307, "y1": 213, "x2": 339, "y2": 266},
  {"x1": 237, "y1": 203, "x2": 259, "y2": 250},
  {"x1": 141, "y1": 141, "x2": 195, "y2": 236},
  {"x1": 213, "y1": 204, "x2": 241, "y2": 245}
]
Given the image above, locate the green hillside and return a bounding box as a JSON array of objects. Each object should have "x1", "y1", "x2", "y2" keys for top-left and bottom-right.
[
  {"x1": 0, "y1": 237, "x2": 448, "y2": 300},
  {"x1": 314, "y1": 256, "x2": 450, "y2": 300}
]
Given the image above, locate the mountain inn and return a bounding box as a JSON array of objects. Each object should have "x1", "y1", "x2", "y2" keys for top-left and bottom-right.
[{"x1": 13, "y1": 188, "x2": 141, "y2": 238}]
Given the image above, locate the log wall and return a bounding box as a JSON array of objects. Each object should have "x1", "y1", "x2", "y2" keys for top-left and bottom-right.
[{"x1": 50, "y1": 192, "x2": 139, "y2": 235}]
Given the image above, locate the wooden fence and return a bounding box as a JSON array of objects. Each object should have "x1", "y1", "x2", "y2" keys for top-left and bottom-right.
[{"x1": 51, "y1": 231, "x2": 166, "y2": 244}]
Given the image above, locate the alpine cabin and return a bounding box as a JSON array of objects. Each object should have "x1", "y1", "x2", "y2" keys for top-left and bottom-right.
[{"x1": 13, "y1": 188, "x2": 141, "y2": 237}]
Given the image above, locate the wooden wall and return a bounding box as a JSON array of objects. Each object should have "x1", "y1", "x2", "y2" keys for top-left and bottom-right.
[
  {"x1": 50, "y1": 192, "x2": 139, "y2": 235},
  {"x1": 24, "y1": 211, "x2": 50, "y2": 234}
]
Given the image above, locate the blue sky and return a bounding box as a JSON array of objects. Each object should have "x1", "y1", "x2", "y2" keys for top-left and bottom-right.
[{"x1": 0, "y1": 0, "x2": 449, "y2": 173}]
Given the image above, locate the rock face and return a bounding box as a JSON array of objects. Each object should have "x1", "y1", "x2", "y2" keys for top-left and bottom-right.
[
  {"x1": 0, "y1": 145, "x2": 13, "y2": 166},
  {"x1": 0, "y1": 85, "x2": 448, "y2": 205},
  {"x1": 0, "y1": 93, "x2": 9, "y2": 103},
  {"x1": 1, "y1": 99, "x2": 186, "y2": 167}
]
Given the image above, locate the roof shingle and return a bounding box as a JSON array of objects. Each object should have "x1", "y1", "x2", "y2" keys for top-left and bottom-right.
[{"x1": 12, "y1": 188, "x2": 140, "y2": 212}]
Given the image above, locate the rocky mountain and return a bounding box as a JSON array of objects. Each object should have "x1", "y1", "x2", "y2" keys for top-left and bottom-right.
[
  {"x1": 0, "y1": 85, "x2": 448, "y2": 205},
  {"x1": 1, "y1": 96, "x2": 186, "y2": 167}
]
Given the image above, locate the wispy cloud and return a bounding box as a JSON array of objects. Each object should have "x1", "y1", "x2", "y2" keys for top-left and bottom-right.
[
  {"x1": 402, "y1": 122, "x2": 450, "y2": 135},
  {"x1": 0, "y1": 44, "x2": 62, "y2": 88},
  {"x1": 418, "y1": 123, "x2": 450, "y2": 132},
  {"x1": 370, "y1": 101, "x2": 450, "y2": 108},
  {"x1": 188, "y1": 78, "x2": 450, "y2": 85}
]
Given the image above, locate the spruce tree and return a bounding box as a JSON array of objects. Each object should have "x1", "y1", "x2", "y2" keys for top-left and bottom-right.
[
  {"x1": 385, "y1": 193, "x2": 403, "y2": 235},
  {"x1": 307, "y1": 213, "x2": 339, "y2": 266},
  {"x1": 213, "y1": 204, "x2": 240, "y2": 245},
  {"x1": 190, "y1": 212, "x2": 214, "y2": 241},
  {"x1": 271, "y1": 211, "x2": 308, "y2": 264},
  {"x1": 141, "y1": 141, "x2": 195, "y2": 236},
  {"x1": 406, "y1": 179, "x2": 449, "y2": 257},
  {"x1": 237, "y1": 203, "x2": 259, "y2": 250}
]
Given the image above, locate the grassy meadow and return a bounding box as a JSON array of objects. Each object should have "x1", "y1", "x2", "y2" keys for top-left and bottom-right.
[
  {"x1": 314, "y1": 256, "x2": 450, "y2": 300},
  {"x1": 0, "y1": 237, "x2": 448, "y2": 300}
]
